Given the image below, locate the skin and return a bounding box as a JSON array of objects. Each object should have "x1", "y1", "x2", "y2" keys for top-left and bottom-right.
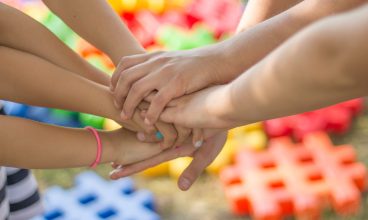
[
  {"x1": 0, "y1": 2, "x2": 157, "y2": 135},
  {"x1": 236, "y1": 0, "x2": 302, "y2": 32},
  {"x1": 110, "y1": 0, "x2": 367, "y2": 127},
  {"x1": 0, "y1": 3, "x2": 165, "y2": 170},
  {"x1": 41, "y1": 0, "x2": 193, "y2": 148},
  {"x1": 42, "y1": 0, "x2": 145, "y2": 64},
  {"x1": 0, "y1": 2, "x2": 193, "y2": 147},
  {"x1": 110, "y1": 0, "x2": 307, "y2": 190},
  {"x1": 0, "y1": 115, "x2": 162, "y2": 169},
  {"x1": 0, "y1": 2, "x2": 226, "y2": 189},
  {"x1": 112, "y1": 2, "x2": 367, "y2": 190},
  {"x1": 158, "y1": 5, "x2": 368, "y2": 130}
]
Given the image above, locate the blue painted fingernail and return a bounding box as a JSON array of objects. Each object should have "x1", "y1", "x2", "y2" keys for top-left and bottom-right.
[{"x1": 155, "y1": 131, "x2": 164, "y2": 140}]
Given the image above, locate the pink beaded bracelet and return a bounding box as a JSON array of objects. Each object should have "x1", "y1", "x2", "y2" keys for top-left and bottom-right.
[{"x1": 85, "y1": 126, "x2": 102, "y2": 168}]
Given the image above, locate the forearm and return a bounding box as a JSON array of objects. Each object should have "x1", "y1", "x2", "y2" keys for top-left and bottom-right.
[
  {"x1": 0, "y1": 47, "x2": 121, "y2": 123},
  {"x1": 222, "y1": 7, "x2": 368, "y2": 127},
  {"x1": 0, "y1": 115, "x2": 116, "y2": 168},
  {"x1": 218, "y1": 0, "x2": 366, "y2": 83},
  {"x1": 237, "y1": 0, "x2": 301, "y2": 32},
  {"x1": 42, "y1": 0, "x2": 145, "y2": 65},
  {"x1": 0, "y1": 3, "x2": 109, "y2": 86}
]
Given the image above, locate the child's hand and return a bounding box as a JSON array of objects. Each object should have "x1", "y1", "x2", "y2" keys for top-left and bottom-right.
[
  {"x1": 118, "y1": 101, "x2": 191, "y2": 149},
  {"x1": 107, "y1": 128, "x2": 163, "y2": 166},
  {"x1": 110, "y1": 132, "x2": 227, "y2": 191},
  {"x1": 159, "y1": 85, "x2": 236, "y2": 129},
  {"x1": 110, "y1": 46, "x2": 235, "y2": 126}
]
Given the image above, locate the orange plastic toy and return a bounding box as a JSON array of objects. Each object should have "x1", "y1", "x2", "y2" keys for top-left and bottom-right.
[{"x1": 220, "y1": 132, "x2": 367, "y2": 220}]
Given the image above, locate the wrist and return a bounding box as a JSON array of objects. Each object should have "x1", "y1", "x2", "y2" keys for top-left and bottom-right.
[
  {"x1": 99, "y1": 131, "x2": 118, "y2": 164},
  {"x1": 110, "y1": 47, "x2": 145, "y2": 66},
  {"x1": 211, "y1": 40, "x2": 246, "y2": 84},
  {"x1": 206, "y1": 85, "x2": 240, "y2": 128}
]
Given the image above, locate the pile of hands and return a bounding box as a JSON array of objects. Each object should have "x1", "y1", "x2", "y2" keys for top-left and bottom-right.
[{"x1": 108, "y1": 47, "x2": 239, "y2": 191}]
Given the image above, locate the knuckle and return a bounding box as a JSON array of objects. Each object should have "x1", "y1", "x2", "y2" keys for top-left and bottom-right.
[
  {"x1": 119, "y1": 56, "x2": 131, "y2": 65},
  {"x1": 157, "y1": 56, "x2": 170, "y2": 63}
]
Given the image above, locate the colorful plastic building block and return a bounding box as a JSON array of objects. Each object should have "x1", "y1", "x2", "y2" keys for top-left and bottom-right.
[
  {"x1": 186, "y1": 0, "x2": 243, "y2": 36},
  {"x1": 141, "y1": 162, "x2": 170, "y2": 177},
  {"x1": 2, "y1": 102, "x2": 80, "y2": 127},
  {"x1": 107, "y1": 0, "x2": 193, "y2": 14},
  {"x1": 3, "y1": 101, "x2": 29, "y2": 117},
  {"x1": 140, "y1": 124, "x2": 267, "y2": 178},
  {"x1": 156, "y1": 24, "x2": 216, "y2": 50},
  {"x1": 264, "y1": 98, "x2": 364, "y2": 140},
  {"x1": 32, "y1": 171, "x2": 160, "y2": 220},
  {"x1": 220, "y1": 132, "x2": 366, "y2": 219},
  {"x1": 79, "y1": 113, "x2": 105, "y2": 129},
  {"x1": 42, "y1": 12, "x2": 78, "y2": 48},
  {"x1": 103, "y1": 119, "x2": 122, "y2": 131}
]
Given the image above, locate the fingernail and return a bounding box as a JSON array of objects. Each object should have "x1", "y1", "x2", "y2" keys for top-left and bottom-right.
[
  {"x1": 180, "y1": 178, "x2": 191, "y2": 190},
  {"x1": 194, "y1": 140, "x2": 203, "y2": 148},
  {"x1": 137, "y1": 132, "x2": 146, "y2": 141},
  {"x1": 144, "y1": 118, "x2": 151, "y2": 125},
  {"x1": 120, "y1": 111, "x2": 128, "y2": 120},
  {"x1": 109, "y1": 166, "x2": 123, "y2": 176},
  {"x1": 109, "y1": 168, "x2": 122, "y2": 177},
  {"x1": 155, "y1": 131, "x2": 164, "y2": 140}
]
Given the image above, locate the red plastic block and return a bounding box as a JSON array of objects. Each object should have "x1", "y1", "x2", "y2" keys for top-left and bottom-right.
[
  {"x1": 121, "y1": 11, "x2": 161, "y2": 47},
  {"x1": 264, "y1": 99, "x2": 364, "y2": 140},
  {"x1": 220, "y1": 132, "x2": 366, "y2": 220},
  {"x1": 186, "y1": 0, "x2": 243, "y2": 36}
]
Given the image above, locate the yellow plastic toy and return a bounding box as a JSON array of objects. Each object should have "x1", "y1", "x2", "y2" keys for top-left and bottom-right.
[
  {"x1": 141, "y1": 162, "x2": 170, "y2": 177},
  {"x1": 169, "y1": 157, "x2": 192, "y2": 179},
  {"x1": 103, "y1": 119, "x2": 122, "y2": 131},
  {"x1": 107, "y1": 0, "x2": 194, "y2": 14},
  {"x1": 107, "y1": 0, "x2": 125, "y2": 14}
]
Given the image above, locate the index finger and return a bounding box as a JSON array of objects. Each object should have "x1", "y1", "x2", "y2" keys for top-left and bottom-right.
[{"x1": 111, "y1": 53, "x2": 153, "y2": 90}]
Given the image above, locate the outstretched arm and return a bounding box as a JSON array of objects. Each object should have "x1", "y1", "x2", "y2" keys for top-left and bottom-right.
[
  {"x1": 0, "y1": 3, "x2": 109, "y2": 86},
  {"x1": 41, "y1": 0, "x2": 190, "y2": 148},
  {"x1": 0, "y1": 115, "x2": 162, "y2": 169},
  {"x1": 0, "y1": 46, "x2": 136, "y2": 129},
  {"x1": 42, "y1": 0, "x2": 145, "y2": 65},
  {"x1": 237, "y1": 0, "x2": 301, "y2": 32},
  {"x1": 160, "y1": 5, "x2": 368, "y2": 129},
  {"x1": 110, "y1": 0, "x2": 366, "y2": 126}
]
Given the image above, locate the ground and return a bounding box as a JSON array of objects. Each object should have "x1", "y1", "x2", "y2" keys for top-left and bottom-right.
[{"x1": 33, "y1": 99, "x2": 368, "y2": 220}]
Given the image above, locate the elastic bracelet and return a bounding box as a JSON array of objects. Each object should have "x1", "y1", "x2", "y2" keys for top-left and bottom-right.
[{"x1": 85, "y1": 126, "x2": 102, "y2": 168}]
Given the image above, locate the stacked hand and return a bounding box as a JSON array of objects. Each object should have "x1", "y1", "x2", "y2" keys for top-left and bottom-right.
[{"x1": 109, "y1": 47, "x2": 236, "y2": 190}]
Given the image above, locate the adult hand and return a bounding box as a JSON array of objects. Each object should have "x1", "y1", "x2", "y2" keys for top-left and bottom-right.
[
  {"x1": 160, "y1": 85, "x2": 237, "y2": 129},
  {"x1": 110, "y1": 45, "x2": 236, "y2": 126},
  {"x1": 116, "y1": 100, "x2": 191, "y2": 149}
]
